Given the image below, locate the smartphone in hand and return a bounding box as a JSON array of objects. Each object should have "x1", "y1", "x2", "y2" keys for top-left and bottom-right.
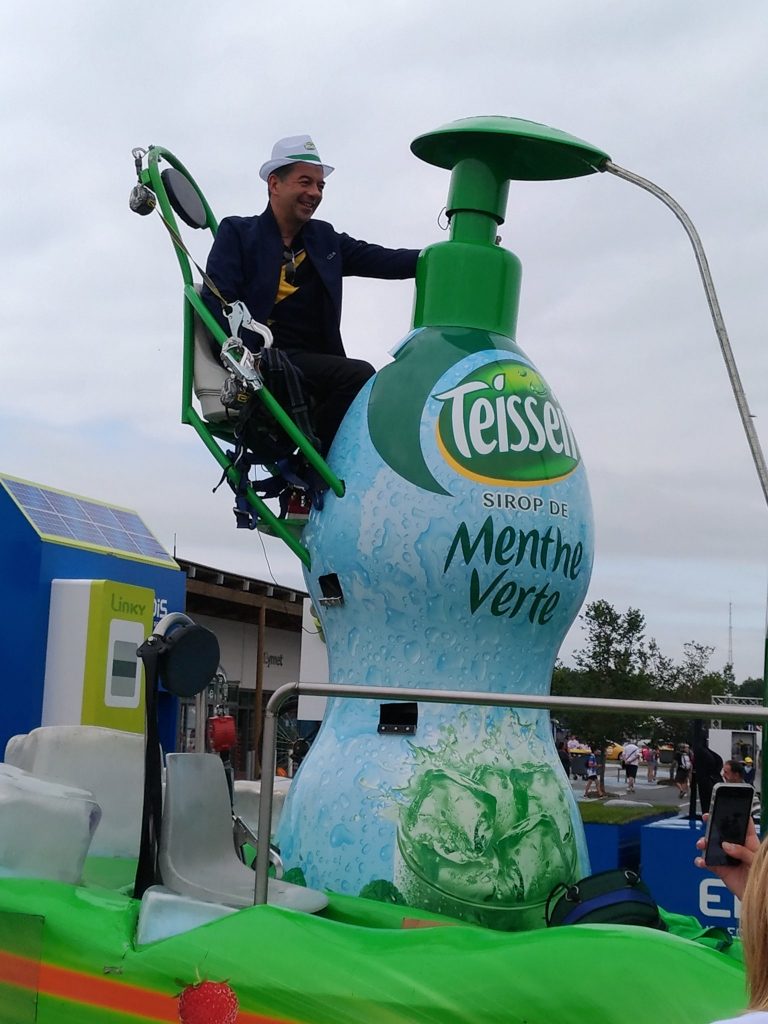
[{"x1": 704, "y1": 782, "x2": 754, "y2": 867}]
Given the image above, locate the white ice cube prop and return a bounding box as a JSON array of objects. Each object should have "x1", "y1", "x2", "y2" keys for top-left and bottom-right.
[
  {"x1": 136, "y1": 885, "x2": 237, "y2": 946},
  {"x1": 233, "y1": 777, "x2": 292, "y2": 834},
  {"x1": 0, "y1": 764, "x2": 101, "y2": 883},
  {"x1": 4, "y1": 725, "x2": 144, "y2": 857},
  {"x1": 3, "y1": 735, "x2": 30, "y2": 772}
]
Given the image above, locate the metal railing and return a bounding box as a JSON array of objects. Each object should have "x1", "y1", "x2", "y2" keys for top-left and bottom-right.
[{"x1": 253, "y1": 682, "x2": 768, "y2": 905}]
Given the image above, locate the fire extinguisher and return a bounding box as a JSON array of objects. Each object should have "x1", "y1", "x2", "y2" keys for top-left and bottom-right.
[{"x1": 208, "y1": 713, "x2": 237, "y2": 753}]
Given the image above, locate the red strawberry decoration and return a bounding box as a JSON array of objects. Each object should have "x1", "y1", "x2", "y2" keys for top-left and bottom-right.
[{"x1": 178, "y1": 979, "x2": 239, "y2": 1024}]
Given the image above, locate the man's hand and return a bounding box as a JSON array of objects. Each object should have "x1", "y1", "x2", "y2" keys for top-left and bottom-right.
[{"x1": 694, "y1": 813, "x2": 760, "y2": 900}]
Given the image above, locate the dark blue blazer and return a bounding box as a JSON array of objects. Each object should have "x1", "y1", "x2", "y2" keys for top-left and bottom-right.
[{"x1": 202, "y1": 205, "x2": 419, "y2": 356}]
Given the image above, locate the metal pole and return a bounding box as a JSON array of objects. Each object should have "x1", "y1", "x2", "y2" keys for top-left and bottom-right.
[
  {"x1": 274, "y1": 683, "x2": 768, "y2": 722},
  {"x1": 602, "y1": 160, "x2": 768, "y2": 510},
  {"x1": 762, "y1": 606, "x2": 768, "y2": 833},
  {"x1": 252, "y1": 681, "x2": 768, "y2": 906},
  {"x1": 253, "y1": 604, "x2": 266, "y2": 779},
  {"x1": 253, "y1": 682, "x2": 297, "y2": 904},
  {"x1": 193, "y1": 690, "x2": 206, "y2": 753}
]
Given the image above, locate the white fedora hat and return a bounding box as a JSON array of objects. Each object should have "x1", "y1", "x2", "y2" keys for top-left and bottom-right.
[{"x1": 259, "y1": 134, "x2": 334, "y2": 182}]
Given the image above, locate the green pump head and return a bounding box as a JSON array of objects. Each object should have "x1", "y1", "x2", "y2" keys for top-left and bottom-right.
[{"x1": 410, "y1": 116, "x2": 610, "y2": 337}]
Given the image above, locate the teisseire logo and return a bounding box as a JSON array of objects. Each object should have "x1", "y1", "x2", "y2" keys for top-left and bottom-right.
[{"x1": 434, "y1": 361, "x2": 581, "y2": 485}]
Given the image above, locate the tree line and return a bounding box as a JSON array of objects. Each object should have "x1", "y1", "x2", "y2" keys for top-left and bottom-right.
[{"x1": 551, "y1": 598, "x2": 764, "y2": 751}]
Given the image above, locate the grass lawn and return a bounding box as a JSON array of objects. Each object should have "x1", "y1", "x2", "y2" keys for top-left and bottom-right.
[{"x1": 578, "y1": 802, "x2": 677, "y2": 825}]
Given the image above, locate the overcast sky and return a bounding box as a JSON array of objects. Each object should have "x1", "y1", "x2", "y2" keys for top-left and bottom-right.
[{"x1": 1, "y1": 1, "x2": 766, "y2": 683}]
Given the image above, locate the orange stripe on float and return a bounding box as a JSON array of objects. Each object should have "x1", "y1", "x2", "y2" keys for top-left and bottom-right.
[
  {"x1": 239, "y1": 1012, "x2": 301, "y2": 1024},
  {"x1": 40, "y1": 962, "x2": 178, "y2": 1021},
  {"x1": 2, "y1": 949, "x2": 304, "y2": 1024},
  {"x1": 0, "y1": 949, "x2": 40, "y2": 989}
]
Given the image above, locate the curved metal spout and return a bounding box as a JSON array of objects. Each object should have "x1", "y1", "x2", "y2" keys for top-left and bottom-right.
[{"x1": 603, "y1": 159, "x2": 768, "y2": 510}]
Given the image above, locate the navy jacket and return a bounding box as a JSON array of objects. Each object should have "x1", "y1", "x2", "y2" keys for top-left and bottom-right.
[{"x1": 202, "y1": 205, "x2": 419, "y2": 357}]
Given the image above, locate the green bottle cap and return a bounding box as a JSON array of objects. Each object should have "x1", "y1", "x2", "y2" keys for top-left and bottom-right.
[{"x1": 410, "y1": 116, "x2": 611, "y2": 336}]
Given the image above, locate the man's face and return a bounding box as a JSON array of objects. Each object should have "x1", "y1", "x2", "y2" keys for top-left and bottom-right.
[
  {"x1": 269, "y1": 163, "x2": 325, "y2": 229},
  {"x1": 723, "y1": 762, "x2": 741, "y2": 783}
]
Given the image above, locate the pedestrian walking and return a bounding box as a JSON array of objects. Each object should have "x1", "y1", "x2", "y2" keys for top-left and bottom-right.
[
  {"x1": 620, "y1": 741, "x2": 641, "y2": 794},
  {"x1": 646, "y1": 745, "x2": 658, "y2": 784},
  {"x1": 584, "y1": 749, "x2": 599, "y2": 798},
  {"x1": 675, "y1": 744, "x2": 692, "y2": 799}
]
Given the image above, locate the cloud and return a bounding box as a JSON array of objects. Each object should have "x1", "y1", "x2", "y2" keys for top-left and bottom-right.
[{"x1": 1, "y1": 0, "x2": 766, "y2": 686}]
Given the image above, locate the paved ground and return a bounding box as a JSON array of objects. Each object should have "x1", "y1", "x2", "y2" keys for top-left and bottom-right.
[{"x1": 569, "y1": 761, "x2": 690, "y2": 811}]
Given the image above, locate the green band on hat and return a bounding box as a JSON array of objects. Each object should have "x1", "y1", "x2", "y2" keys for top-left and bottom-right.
[{"x1": 286, "y1": 153, "x2": 321, "y2": 163}]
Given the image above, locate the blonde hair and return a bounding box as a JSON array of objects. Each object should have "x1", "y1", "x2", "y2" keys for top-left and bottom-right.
[{"x1": 741, "y1": 837, "x2": 768, "y2": 1010}]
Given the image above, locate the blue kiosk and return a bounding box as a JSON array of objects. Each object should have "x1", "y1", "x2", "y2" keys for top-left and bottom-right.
[
  {"x1": 643, "y1": 816, "x2": 745, "y2": 934},
  {"x1": 0, "y1": 473, "x2": 186, "y2": 754}
]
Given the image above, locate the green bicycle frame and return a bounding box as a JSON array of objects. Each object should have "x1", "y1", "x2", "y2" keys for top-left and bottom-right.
[{"x1": 141, "y1": 145, "x2": 345, "y2": 567}]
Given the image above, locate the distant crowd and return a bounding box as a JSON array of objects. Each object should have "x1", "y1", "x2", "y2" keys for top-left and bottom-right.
[{"x1": 556, "y1": 735, "x2": 758, "y2": 805}]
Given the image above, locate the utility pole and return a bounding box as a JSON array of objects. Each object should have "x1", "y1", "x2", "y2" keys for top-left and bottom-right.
[{"x1": 728, "y1": 601, "x2": 733, "y2": 667}]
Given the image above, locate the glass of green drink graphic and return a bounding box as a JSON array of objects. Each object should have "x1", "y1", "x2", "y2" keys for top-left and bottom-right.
[{"x1": 394, "y1": 764, "x2": 577, "y2": 930}]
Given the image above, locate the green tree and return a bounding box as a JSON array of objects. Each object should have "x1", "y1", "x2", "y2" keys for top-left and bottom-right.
[
  {"x1": 552, "y1": 600, "x2": 655, "y2": 755},
  {"x1": 736, "y1": 677, "x2": 765, "y2": 699},
  {"x1": 651, "y1": 642, "x2": 736, "y2": 745},
  {"x1": 640, "y1": 639, "x2": 679, "y2": 744},
  {"x1": 553, "y1": 601, "x2": 742, "y2": 770}
]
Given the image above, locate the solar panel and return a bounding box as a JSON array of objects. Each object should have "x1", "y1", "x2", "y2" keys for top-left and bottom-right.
[
  {"x1": 0, "y1": 475, "x2": 176, "y2": 567},
  {"x1": 46, "y1": 491, "x2": 85, "y2": 519},
  {"x1": 78, "y1": 501, "x2": 123, "y2": 528},
  {"x1": 25, "y1": 508, "x2": 77, "y2": 538},
  {"x1": 133, "y1": 534, "x2": 171, "y2": 559},
  {"x1": 6, "y1": 481, "x2": 54, "y2": 511},
  {"x1": 112, "y1": 509, "x2": 151, "y2": 534},
  {"x1": 99, "y1": 525, "x2": 142, "y2": 553},
  {"x1": 67, "y1": 519, "x2": 111, "y2": 546}
]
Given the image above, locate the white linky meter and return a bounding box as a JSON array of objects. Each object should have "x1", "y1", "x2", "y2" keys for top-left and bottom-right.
[{"x1": 43, "y1": 579, "x2": 154, "y2": 733}]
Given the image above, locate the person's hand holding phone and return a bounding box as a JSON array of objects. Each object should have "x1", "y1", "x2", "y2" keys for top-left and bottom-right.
[{"x1": 695, "y1": 813, "x2": 760, "y2": 899}]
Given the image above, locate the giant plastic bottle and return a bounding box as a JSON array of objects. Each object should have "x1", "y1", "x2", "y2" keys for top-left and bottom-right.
[{"x1": 278, "y1": 117, "x2": 609, "y2": 929}]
